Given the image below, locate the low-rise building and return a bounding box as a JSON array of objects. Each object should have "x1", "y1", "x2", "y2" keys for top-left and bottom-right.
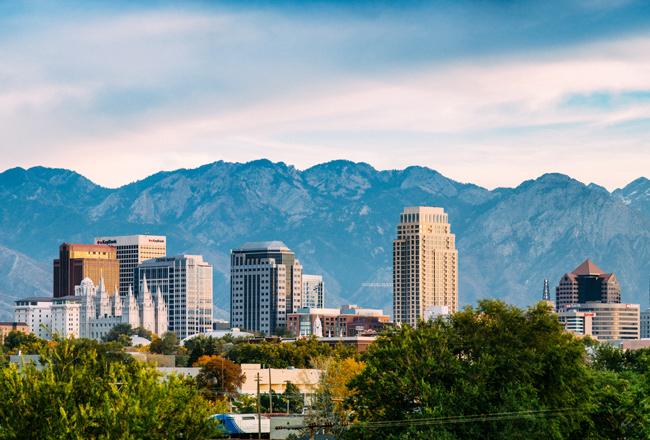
[
  {"x1": 562, "y1": 303, "x2": 639, "y2": 341},
  {"x1": 0, "y1": 322, "x2": 30, "y2": 343},
  {"x1": 238, "y1": 363, "x2": 321, "y2": 396},
  {"x1": 287, "y1": 305, "x2": 391, "y2": 337}
]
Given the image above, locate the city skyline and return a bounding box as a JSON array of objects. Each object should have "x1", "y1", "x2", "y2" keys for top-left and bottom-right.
[{"x1": 1, "y1": 1, "x2": 650, "y2": 191}]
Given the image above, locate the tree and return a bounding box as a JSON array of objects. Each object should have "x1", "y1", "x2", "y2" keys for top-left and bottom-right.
[
  {"x1": 185, "y1": 335, "x2": 226, "y2": 367},
  {"x1": 580, "y1": 343, "x2": 650, "y2": 438},
  {"x1": 274, "y1": 325, "x2": 293, "y2": 337},
  {"x1": 196, "y1": 355, "x2": 246, "y2": 402},
  {"x1": 226, "y1": 337, "x2": 359, "y2": 368},
  {"x1": 232, "y1": 393, "x2": 257, "y2": 413},
  {"x1": 282, "y1": 381, "x2": 303, "y2": 415},
  {"x1": 304, "y1": 357, "x2": 364, "y2": 437},
  {"x1": 0, "y1": 337, "x2": 218, "y2": 439},
  {"x1": 133, "y1": 326, "x2": 154, "y2": 340},
  {"x1": 101, "y1": 323, "x2": 134, "y2": 345},
  {"x1": 347, "y1": 300, "x2": 592, "y2": 440},
  {"x1": 3, "y1": 330, "x2": 44, "y2": 353},
  {"x1": 149, "y1": 331, "x2": 180, "y2": 355}
]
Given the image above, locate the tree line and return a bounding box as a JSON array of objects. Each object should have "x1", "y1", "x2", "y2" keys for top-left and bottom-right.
[
  {"x1": 344, "y1": 300, "x2": 650, "y2": 439},
  {"x1": 4, "y1": 299, "x2": 646, "y2": 439}
]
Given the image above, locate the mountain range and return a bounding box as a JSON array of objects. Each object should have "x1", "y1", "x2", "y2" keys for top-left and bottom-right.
[{"x1": 1, "y1": 160, "x2": 650, "y2": 322}]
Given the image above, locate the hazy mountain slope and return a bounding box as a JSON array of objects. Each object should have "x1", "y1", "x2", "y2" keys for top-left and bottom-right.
[
  {"x1": 0, "y1": 244, "x2": 51, "y2": 320},
  {"x1": 459, "y1": 174, "x2": 650, "y2": 308},
  {"x1": 1, "y1": 160, "x2": 649, "y2": 322}
]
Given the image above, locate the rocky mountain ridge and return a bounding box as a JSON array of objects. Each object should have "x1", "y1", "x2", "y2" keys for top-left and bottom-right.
[{"x1": 1, "y1": 160, "x2": 650, "y2": 322}]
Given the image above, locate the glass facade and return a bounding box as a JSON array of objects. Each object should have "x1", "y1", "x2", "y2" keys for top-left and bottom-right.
[{"x1": 134, "y1": 255, "x2": 212, "y2": 340}]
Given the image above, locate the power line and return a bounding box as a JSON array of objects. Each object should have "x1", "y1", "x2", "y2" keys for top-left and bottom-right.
[{"x1": 352, "y1": 407, "x2": 585, "y2": 430}]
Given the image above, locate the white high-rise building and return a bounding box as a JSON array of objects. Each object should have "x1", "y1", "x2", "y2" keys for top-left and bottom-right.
[
  {"x1": 134, "y1": 255, "x2": 213, "y2": 340},
  {"x1": 230, "y1": 241, "x2": 303, "y2": 334},
  {"x1": 302, "y1": 275, "x2": 324, "y2": 309},
  {"x1": 94, "y1": 235, "x2": 166, "y2": 296},
  {"x1": 393, "y1": 207, "x2": 458, "y2": 327}
]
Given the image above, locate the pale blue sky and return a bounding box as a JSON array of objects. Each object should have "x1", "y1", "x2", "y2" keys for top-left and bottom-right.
[{"x1": 1, "y1": 0, "x2": 650, "y2": 190}]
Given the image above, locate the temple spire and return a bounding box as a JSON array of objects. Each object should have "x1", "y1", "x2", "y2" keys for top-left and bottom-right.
[{"x1": 98, "y1": 273, "x2": 106, "y2": 295}]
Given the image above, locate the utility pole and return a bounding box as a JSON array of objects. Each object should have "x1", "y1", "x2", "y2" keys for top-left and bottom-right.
[
  {"x1": 269, "y1": 365, "x2": 273, "y2": 413},
  {"x1": 256, "y1": 373, "x2": 261, "y2": 439}
]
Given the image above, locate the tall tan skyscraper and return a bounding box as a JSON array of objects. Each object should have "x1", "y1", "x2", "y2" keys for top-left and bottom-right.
[{"x1": 393, "y1": 206, "x2": 458, "y2": 326}]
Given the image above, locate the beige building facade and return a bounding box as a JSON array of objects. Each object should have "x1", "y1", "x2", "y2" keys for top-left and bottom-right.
[
  {"x1": 393, "y1": 206, "x2": 458, "y2": 326},
  {"x1": 94, "y1": 235, "x2": 166, "y2": 296},
  {"x1": 239, "y1": 363, "x2": 321, "y2": 396},
  {"x1": 564, "y1": 302, "x2": 639, "y2": 341}
]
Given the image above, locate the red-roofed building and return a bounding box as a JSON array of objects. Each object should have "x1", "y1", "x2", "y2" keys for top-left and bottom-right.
[{"x1": 555, "y1": 259, "x2": 621, "y2": 312}]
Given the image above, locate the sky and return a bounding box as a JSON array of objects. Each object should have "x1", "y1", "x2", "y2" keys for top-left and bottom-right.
[{"x1": 1, "y1": 0, "x2": 650, "y2": 190}]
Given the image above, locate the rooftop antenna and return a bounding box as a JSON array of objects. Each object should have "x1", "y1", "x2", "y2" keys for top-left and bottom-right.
[{"x1": 543, "y1": 279, "x2": 550, "y2": 301}]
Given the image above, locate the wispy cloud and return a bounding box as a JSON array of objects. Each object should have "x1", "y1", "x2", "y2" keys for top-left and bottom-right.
[{"x1": 1, "y1": 1, "x2": 650, "y2": 190}]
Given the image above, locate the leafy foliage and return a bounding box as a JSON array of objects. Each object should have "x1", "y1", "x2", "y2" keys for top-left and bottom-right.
[
  {"x1": 133, "y1": 326, "x2": 154, "y2": 340},
  {"x1": 304, "y1": 357, "x2": 364, "y2": 437},
  {"x1": 347, "y1": 300, "x2": 591, "y2": 440},
  {"x1": 185, "y1": 335, "x2": 227, "y2": 367},
  {"x1": 3, "y1": 330, "x2": 46, "y2": 353},
  {"x1": 0, "y1": 337, "x2": 218, "y2": 439},
  {"x1": 274, "y1": 325, "x2": 293, "y2": 337},
  {"x1": 101, "y1": 323, "x2": 134, "y2": 345},
  {"x1": 580, "y1": 344, "x2": 650, "y2": 438},
  {"x1": 226, "y1": 337, "x2": 360, "y2": 368},
  {"x1": 232, "y1": 393, "x2": 258, "y2": 414},
  {"x1": 283, "y1": 381, "x2": 304, "y2": 414},
  {"x1": 196, "y1": 355, "x2": 246, "y2": 402},
  {"x1": 149, "y1": 332, "x2": 179, "y2": 355}
]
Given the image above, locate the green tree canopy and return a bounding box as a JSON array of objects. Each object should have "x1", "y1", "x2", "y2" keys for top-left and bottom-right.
[
  {"x1": 133, "y1": 326, "x2": 154, "y2": 340},
  {"x1": 101, "y1": 323, "x2": 134, "y2": 345},
  {"x1": 347, "y1": 300, "x2": 591, "y2": 440},
  {"x1": 3, "y1": 330, "x2": 45, "y2": 352},
  {"x1": 149, "y1": 331, "x2": 180, "y2": 355},
  {"x1": 226, "y1": 337, "x2": 360, "y2": 368},
  {"x1": 185, "y1": 335, "x2": 227, "y2": 367},
  {"x1": 282, "y1": 381, "x2": 303, "y2": 415},
  {"x1": 274, "y1": 325, "x2": 293, "y2": 338},
  {"x1": 232, "y1": 393, "x2": 257, "y2": 414},
  {"x1": 0, "y1": 337, "x2": 218, "y2": 439}
]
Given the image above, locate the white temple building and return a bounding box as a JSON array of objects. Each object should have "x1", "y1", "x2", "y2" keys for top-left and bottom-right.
[
  {"x1": 76, "y1": 274, "x2": 167, "y2": 341},
  {"x1": 15, "y1": 275, "x2": 168, "y2": 341}
]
